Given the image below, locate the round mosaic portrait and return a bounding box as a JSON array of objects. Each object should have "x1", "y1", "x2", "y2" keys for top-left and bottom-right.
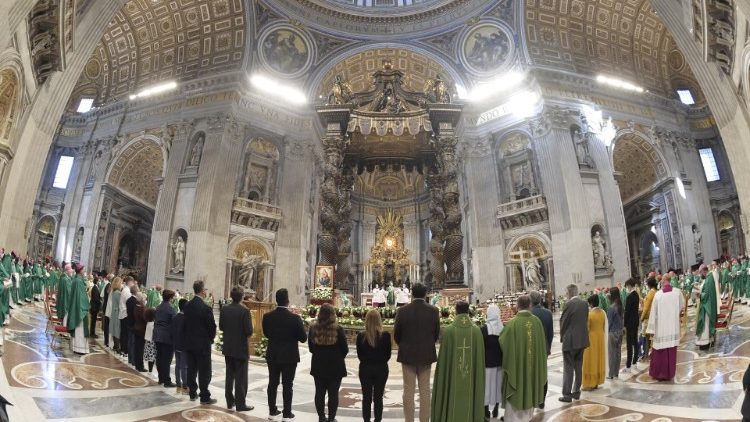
[
  {"x1": 258, "y1": 25, "x2": 313, "y2": 78},
  {"x1": 459, "y1": 23, "x2": 513, "y2": 77}
]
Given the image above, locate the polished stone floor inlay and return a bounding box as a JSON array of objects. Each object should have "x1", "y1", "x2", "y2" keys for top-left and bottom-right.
[{"x1": 0, "y1": 302, "x2": 746, "y2": 421}]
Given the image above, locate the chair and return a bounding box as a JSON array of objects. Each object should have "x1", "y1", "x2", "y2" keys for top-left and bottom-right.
[{"x1": 715, "y1": 293, "x2": 734, "y2": 345}]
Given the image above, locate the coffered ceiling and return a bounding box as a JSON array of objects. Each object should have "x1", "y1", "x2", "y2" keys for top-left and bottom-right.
[
  {"x1": 71, "y1": 0, "x2": 246, "y2": 106},
  {"x1": 524, "y1": 0, "x2": 702, "y2": 99}
]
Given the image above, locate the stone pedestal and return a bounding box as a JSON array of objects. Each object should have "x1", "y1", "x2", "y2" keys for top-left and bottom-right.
[
  {"x1": 437, "y1": 287, "x2": 473, "y2": 306},
  {"x1": 360, "y1": 292, "x2": 373, "y2": 307}
]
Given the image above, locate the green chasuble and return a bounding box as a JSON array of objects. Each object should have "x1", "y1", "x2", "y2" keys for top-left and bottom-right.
[
  {"x1": 10, "y1": 262, "x2": 20, "y2": 304},
  {"x1": 731, "y1": 264, "x2": 742, "y2": 296},
  {"x1": 0, "y1": 255, "x2": 9, "y2": 321},
  {"x1": 66, "y1": 274, "x2": 90, "y2": 332},
  {"x1": 721, "y1": 267, "x2": 730, "y2": 291},
  {"x1": 146, "y1": 288, "x2": 160, "y2": 308},
  {"x1": 431, "y1": 313, "x2": 485, "y2": 422},
  {"x1": 32, "y1": 263, "x2": 43, "y2": 295},
  {"x1": 696, "y1": 273, "x2": 718, "y2": 339},
  {"x1": 57, "y1": 273, "x2": 72, "y2": 321},
  {"x1": 48, "y1": 270, "x2": 59, "y2": 296},
  {"x1": 500, "y1": 310, "x2": 548, "y2": 411},
  {"x1": 742, "y1": 260, "x2": 749, "y2": 298},
  {"x1": 597, "y1": 293, "x2": 608, "y2": 311}
]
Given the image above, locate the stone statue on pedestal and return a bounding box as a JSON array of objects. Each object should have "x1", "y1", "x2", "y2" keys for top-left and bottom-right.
[
  {"x1": 525, "y1": 253, "x2": 544, "y2": 290},
  {"x1": 693, "y1": 225, "x2": 703, "y2": 261},
  {"x1": 592, "y1": 231, "x2": 608, "y2": 268},
  {"x1": 170, "y1": 236, "x2": 186, "y2": 274}
]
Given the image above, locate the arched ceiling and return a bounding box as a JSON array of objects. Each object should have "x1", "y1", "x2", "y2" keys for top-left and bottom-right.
[
  {"x1": 71, "y1": 0, "x2": 246, "y2": 106},
  {"x1": 107, "y1": 139, "x2": 164, "y2": 207},
  {"x1": 318, "y1": 48, "x2": 455, "y2": 98},
  {"x1": 355, "y1": 167, "x2": 425, "y2": 201},
  {"x1": 524, "y1": 0, "x2": 703, "y2": 98},
  {"x1": 612, "y1": 133, "x2": 666, "y2": 203}
]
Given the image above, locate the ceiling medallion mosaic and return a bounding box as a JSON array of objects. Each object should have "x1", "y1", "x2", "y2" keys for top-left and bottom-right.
[
  {"x1": 257, "y1": 24, "x2": 314, "y2": 78},
  {"x1": 459, "y1": 22, "x2": 514, "y2": 77}
]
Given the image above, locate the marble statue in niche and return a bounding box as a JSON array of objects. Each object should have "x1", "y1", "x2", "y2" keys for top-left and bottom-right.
[
  {"x1": 189, "y1": 134, "x2": 204, "y2": 167},
  {"x1": 239, "y1": 251, "x2": 272, "y2": 291},
  {"x1": 692, "y1": 224, "x2": 703, "y2": 261},
  {"x1": 592, "y1": 231, "x2": 612, "y2": 269},
  {"x1": 525, "y1": 253, "x2": 544, "y2": 290},
  {"x1": 572, "y1": 129, "x2": 593, "y2": 168},
  {"x1": 73, "y1": 228, "x2": 83, "y2": 260},
  {"x1": 170, "y1": 235, "x2": 185, "y2": 274}
]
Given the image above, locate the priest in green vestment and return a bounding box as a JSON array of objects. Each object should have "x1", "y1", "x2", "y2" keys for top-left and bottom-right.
[
  {"x1": 597, "y1": 289, "x2": 608, "y2": 311},
  {"x1": 500, "y1": 295, "x2": 547, "y2": 422},
  {"x1": 67, "y1": 264, "x2": 90, "y2": 354},
  {"x1": 10, "y1": 255, "x2": 20, "y2": 307},
  {"x1": 431, "y1": 301, "x2": 485, "y2": 422},
  {"x1": 741, "y1": 257, "x2": 749, "y2": 302},
  {"x1": 0, "y1": 249, "x2": 11, "y2": 320},
  {"x1": 57, "y1": 264, "x2": 74, "y2": 322},
  {"x1": 696, "y1": 263, "x2": 719, "y2": 350},
  {"x1": 146, "y1": 286, "x2": 161, "y2": 308},
  {"x1": 731, "y1": 259, "x2": 742, "y2": 298}
]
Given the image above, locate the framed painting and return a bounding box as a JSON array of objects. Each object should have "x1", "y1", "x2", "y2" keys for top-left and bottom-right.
[{"x1": 314, "y1": 265, "x2": 335, "y2": 290}]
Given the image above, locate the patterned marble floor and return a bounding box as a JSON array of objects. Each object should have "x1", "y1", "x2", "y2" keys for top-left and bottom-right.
[{"x1": 0, "y1": 302, "x2": 747, "y2": 421}]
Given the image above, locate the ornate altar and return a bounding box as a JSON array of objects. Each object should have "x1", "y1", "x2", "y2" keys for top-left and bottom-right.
[
  {"x1": 365, "y1": 209, "x2": 414, "y2": 287},
  {"x1": 315, "y1": 60, "x2": 466, "y2": 290}
]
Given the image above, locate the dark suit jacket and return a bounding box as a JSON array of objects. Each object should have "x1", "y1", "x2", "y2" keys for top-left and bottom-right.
[
  {"x1": 624, "y1": 290, "x2": 640, "y2": 329},
  {"x1": 560, "y1": 296, "x2": 589, "y2": 351},
  {"x1": 262, "y1": 306, "x2": 307, "y2": 365},
  {"x1": 531, "y1": 304, "x2": 554, "y2": 355},
  {"x1": 182, "y1": 296, "x2": 217, "y2": 355},
  {"x1": 133, "y1": 302, "x2": 146, "y2": 335},
  {"x1": 308, "y1": 325, "x2": 348, "y2": 378},
  {"x1": 101, "y1": 282, "x2": 111, "y2": 316},
  {"x1": 89, "y1": 283, "x2": 101, "y2": 314},
  {"x1": 154, "y1": 301, "x2": 176, "y2": 344},
  {"x1": 219, "y1": 302, "x2": 253, "y2": 359},
  {"x1": 393, "y1": 299, "x2": 440, "y2": 365},
  {"x1": 171, "y1": 313, "x2": 186, "y2": 351},
  {"x1": 126, "y1": 296, "x2": 138, "y2": 328}
]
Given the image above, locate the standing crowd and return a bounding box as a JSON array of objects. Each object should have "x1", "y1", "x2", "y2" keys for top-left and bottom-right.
[{"x1": 3, "y1": 247, "x2": 750, "y2": 421}]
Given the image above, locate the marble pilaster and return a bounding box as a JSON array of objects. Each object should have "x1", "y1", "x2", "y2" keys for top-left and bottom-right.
[
  {"x1": 274, "y1": 140, "x2": 315, "y2": 305},
  {"x1": 530, "y1": 107, "x2": 595, "y2": 292},
  {"x1": 147, "y1": 122, "x2": 193, "y2": 285},
  {"x1": 183, "y1": 115, "x2": 244, "y2": 295}
]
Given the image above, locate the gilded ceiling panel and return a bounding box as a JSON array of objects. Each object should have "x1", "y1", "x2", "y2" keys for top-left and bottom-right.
[
  {"x1": 71, "y1": 0, "x2": 246, "y2": 105},
  {"x1": 318, "y1": 48, "x2": 454, "y2": 97},
  {"x1": 107, "y1": 139, "x2": 164, "y2": 206},
  {"x1": 613, "y1": 134, "x2": 665, "y2": 202}
]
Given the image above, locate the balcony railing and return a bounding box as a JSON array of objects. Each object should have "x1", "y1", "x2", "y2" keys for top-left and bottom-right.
[
  {"x1": 496, "y1": 195, "x2": 548, "y2": 229},
  {"x1": 231, "y1": 198, "x2": 282, "y2": 232}
]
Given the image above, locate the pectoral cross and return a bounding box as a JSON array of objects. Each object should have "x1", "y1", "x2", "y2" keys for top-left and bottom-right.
[{"x1": 457, "y1": 336, "x2": 471, "y2": 377}]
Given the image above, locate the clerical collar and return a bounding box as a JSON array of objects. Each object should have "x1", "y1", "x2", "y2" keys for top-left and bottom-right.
[{"x1": 412, "y1": 298, "x2": 425, "y2": 302}]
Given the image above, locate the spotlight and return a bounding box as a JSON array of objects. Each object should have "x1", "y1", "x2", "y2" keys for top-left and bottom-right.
[
  {"x1": 250, "y1": 74, "x2": 307, "y2": 105},
  {"x1": 129, "y1": 81, "x2": 177, "y2": 100},
  {"x1": 463, "y1": 71, "x2": 525, "y2": 102},
  {"x1": 596, "y1": 75, "x2": 644, "y2": 93}
]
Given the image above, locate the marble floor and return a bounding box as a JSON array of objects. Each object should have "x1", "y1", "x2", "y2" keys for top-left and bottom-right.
[{"x1": 0, "y1": 302, "x2": 747, "y2": 421}]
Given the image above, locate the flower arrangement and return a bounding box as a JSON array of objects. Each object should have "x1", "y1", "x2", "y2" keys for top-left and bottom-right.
[
  {"x1": 214, "y1": 330, "x2": 223, "y2": 353},
  {"x1": 311, "y1": 287, "x2": 333, "y2": 301},
  {"x1": 255, "y1": 337, "x2": 269, "y2": 358},
  {"x1": 300, "y1": 303, "x2": 487, "y2": 328}
]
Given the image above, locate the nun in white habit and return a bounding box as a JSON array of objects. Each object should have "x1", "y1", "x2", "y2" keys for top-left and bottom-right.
[{"x1": 481, "y1": 304, "x2": 504, "y2": 418}]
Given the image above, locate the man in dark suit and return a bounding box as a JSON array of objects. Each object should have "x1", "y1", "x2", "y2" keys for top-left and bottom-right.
[
  {"x1": 262, "y1": 288, "x2": 306, "y2": 422},
  {"x1": 393, "y1": 283, "x2": 440, "y2": 422},
  {"x1": 529, "y1": 290, "x2": 553, "y2": 409},
  {"x1": 101, "y1": 273, "x2": 112, "y2": 347},
  {"x1": 182, "y1": 280, "x2": 217, "y2": 405},
  {"x1": 154, "y1": 289, "x2": 176, "y2": 387},
  {"x1": 88, "y1": 272, "x2": 102, "y2": 338},
  {"x1": 219, "y1": 286, "x2": 253, "y2": 412},
  {"x1": 559, "y1": 283, "x2": 590, "y2": 403},
  {"x1": 623, "y1": 278, "x2": 641, "y2": 373}
]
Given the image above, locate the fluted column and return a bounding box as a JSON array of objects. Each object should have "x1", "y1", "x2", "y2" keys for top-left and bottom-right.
[
  {"x1": 184, "y1": 115, "x2": 243, "y2": 295},
  {"x1": 147, "y1": 121, "x2": 194, "y2": 285}
]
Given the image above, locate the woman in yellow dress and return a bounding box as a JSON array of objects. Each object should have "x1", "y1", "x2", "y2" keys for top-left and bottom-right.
[{"x1": 582, "y1": 294, "x2": 607, "y2": 390}]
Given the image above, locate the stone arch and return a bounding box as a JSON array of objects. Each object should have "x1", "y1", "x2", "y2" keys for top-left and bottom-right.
[
  {"x1": 611, "y1": 131, "x2": 670, "y2": 204},
  {"x1": 32, "y1": 214, "x2": 57, "y2": 259},
  {"x1": 505, "y1": 233, "x2": 551, "y2": 258},
  {"x1": 239, "y1": 138, "x2": 281, "y2": 202},
  {"x1": 106, "y1": 135, "x2": 165, "y2": 207},
  {"x1": 310, "y1": 45, "x2": 469, "y2": 99},
  {"x1": 495, "y1": 130, "x2": 537, "y2": 201}
]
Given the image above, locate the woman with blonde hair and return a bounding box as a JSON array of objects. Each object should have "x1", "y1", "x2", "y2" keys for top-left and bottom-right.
[
  {"x1": 357, "y1": 309, "x2": 392, "y2": 422},
  {"x1": 108, "y1": 277, "x2": 123, "y2": 354},
  {"x1": 309, "y1": 303, "x2": 348, "y2": 422}
]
